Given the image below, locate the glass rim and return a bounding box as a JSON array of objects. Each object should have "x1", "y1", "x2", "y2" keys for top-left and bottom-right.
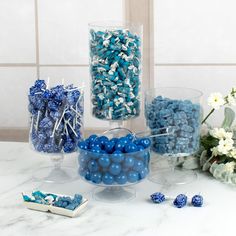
[
  {"x1": 88, "y1": 21, "x2": 143, "y2": 29},
  {"x1": 78, "y1": 146, "x2": 150, "y2": 155},
  {"x1": 145, "y1": 87, "x2": 203, "y2": 100}
]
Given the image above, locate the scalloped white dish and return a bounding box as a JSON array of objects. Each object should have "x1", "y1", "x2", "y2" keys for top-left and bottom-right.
[{"x1": 23, "y1": 193, "x2": 88, "y2": 218}]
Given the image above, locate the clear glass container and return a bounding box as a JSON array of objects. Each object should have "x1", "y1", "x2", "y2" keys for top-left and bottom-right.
[
  {"x1": 28, "y1": 78, "x2": 84, "y2": 183},
  {"x1": 89, "y1": 21, "x2": 143, "y2": 122},
  {"x1": 145, "y1": 87, "x2": 203, "y2": 185},
  {"x1": 78, "y1": 132, "x2": 150, "y2": 203}
]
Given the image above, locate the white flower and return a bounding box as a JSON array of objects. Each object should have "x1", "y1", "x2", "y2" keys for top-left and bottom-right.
[
  {"x1": 210, "y1": 128, "x2": 226, "y2": 139},
  {"x1": 211, "y1": 147, "x2": 219, "y2": 157},
  {"x1": 226, "y1": 94, "x2": 236, "y2": 106},
  {"x1": 223, "y1": 162, "x2": 235, "y2": 174},
  {"x1": 210, "y1": 128, "x2": 233, "y2": 140},
  {"x1": 217, "y1": 138, "x2": 234, "y2": 155},
  {"x1": 207, "y1": 92, "x2": 225, "y2": 110},
  {"x1": 229, "y1": 149, "x2": 236, "y2": 159}
]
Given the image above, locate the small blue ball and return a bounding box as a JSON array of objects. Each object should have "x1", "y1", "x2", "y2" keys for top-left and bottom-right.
[
  {"x1": 91, "y1": 172, "x2": 102, "y2": 184},
  {"x1": 90, "y1": 146, "x2": 101, "y2": 159},
  {"x1": 124, "y1": 143, "x2": 138, "y2": 153},
  {"x1": 124, "y1": 156, "x2": 135, "y2": 168},
  {"x1": 138, "y1": 138, "x2": 151, "y2": 148},
  {"x1": 102, "y1": 172, "x2": 114, "y2": 185},
  {"x1": 133, "y1": 160, "x2": 145, "y2": 172},
  {"x1": 139, "y1": 167, "x2": 149, "y2": 179},
  {"x1": 173, "y1": 194, "x2": 188, "y2": 208},
  {"x1": 115, "y1": 140, "x2": 126, "y2": 152},
  {"x1": 115, "y1": 172, "x2": 128, "y2": 184},
  {"x1": 111, "y1": 150, "x2": 125, "y2": 163},
  {"x1": 87, "y1": 160, "x2": 99, "y2": 172},
  {"x1": 78, "y1": 141, "x2": 88, "y2": 150},
  {"x1": 191, "y1": 195, "x2": 203, "y2": 207},
  {"x1": 98, "y1": 155, "x2": 111, "y2": 168},
  {"x1": 104, "y1": 141, "x2": 115, "y2": 153},
  {"x1": 127, "y1": 171, "x2": 139, "y2": 183},
  {"x1": 88, "y1": 134, "x2": 98, "y2": 143},
  {"x1": 109, "y1": 163, "x2": 121, "y2": 176}
]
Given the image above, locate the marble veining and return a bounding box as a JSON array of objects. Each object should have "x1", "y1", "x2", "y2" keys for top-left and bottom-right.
[{"x1": 0, "y1": 142, "x2": 236, "y2": 236}]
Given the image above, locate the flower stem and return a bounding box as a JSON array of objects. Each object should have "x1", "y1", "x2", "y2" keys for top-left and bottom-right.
[{"x1": 202, "y1": 108, "x2": 215, "y2": 124}]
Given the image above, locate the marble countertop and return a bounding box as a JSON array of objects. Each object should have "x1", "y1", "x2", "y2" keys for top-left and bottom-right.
[{"x1": 1, "y1": 142, "x2": 236, "y2": 236}]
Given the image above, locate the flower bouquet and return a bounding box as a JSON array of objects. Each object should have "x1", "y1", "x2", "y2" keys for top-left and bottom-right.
[{"x1": 180, "y1": 88, "x2": 236, "y2": 185}]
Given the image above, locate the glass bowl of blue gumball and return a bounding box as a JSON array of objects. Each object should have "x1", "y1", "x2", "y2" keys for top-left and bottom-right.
[{"x1": 78, "y1": 134, "x2": 151, "y2": 203}]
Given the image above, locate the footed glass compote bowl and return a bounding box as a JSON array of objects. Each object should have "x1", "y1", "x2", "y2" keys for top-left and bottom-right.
[
  {"x1": 28, "y1": 79, "x2": 84, "y2": 183},
  {"x1": 78, "y1": 129, "x2": 151, "y2": 203},
  {"x1": 145, "y1": 87, "x2": 203, "y2": 185}
]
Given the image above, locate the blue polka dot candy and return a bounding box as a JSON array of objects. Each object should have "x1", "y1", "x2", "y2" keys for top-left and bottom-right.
[
  {"x1": 123, "y1": 156, "x2": 135, "y2": 168},
  {"x1": 111, "y1": 150, "x2": 124, "y2": 163},
  {"x1": 87, "y1": 160, "x2": 99, "y2": 173}
]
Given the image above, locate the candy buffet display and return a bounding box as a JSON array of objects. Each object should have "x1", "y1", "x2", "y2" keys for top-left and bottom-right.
[
  {"x1": 28, "y1": 79, "x2": 84, "y2": 183},
  {"x1": 29, "y1": 79, "x2": 84, "y2": 153},
  {"x1": 89, "y1": 22, "x2": 142, "y2": 120},
  {"x1": 22, "y1": 191, "x2": 88, "y2": 217},
  {"x1": 78, "y1": 133, "x2": 151, "y2": 202},
  {"x1": 145, "y1": 87, "x2": 203, "y2": 185}
]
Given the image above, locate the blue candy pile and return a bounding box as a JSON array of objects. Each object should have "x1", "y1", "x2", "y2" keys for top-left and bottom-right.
[
  {"x1": 145, "y1": 96, "x2": 201, "y2": 155},
  {"x1": 22, "y1": 191, "x2": 83, "y2": 211},
  {"x1": 28, "y1": 79, "x2": 84, "y2": 153},
  {"x1": 53, "y1": 194, "x2": 82, "y2": 210},
  {"x1": 78, "y1": 134, "x2": 151, "y2": 185},
  {"x1": 89, "y1": 28, "x2": 141, "y2": 120},
  {"x1": 173, "y1": 194, "x2": 188, "y2": 208}
]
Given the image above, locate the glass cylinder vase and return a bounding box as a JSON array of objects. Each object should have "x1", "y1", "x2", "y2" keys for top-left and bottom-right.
[
  {"x1": 89, "y1": 22, "x2": 143, "y2": 122},
  {"x1": 145, "y1": 87, "x2": 203, "y2": 185}
]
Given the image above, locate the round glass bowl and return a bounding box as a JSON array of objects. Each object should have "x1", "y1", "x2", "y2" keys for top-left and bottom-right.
[
  {"x1": 145, "y1": 87, "x2": 203, "y2": 185},
  {"x1": 28, "y1": 79, "x2": 84, "y2": 183},
  {"x1": 89, "y1": 21, "x2": 143, "y2": 121},
  {"x1": 78, "y1": 135, "x2": 150, "y2": 203}
]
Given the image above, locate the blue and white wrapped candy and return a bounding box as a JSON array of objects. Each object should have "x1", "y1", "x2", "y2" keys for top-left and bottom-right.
[
  {"x1": 89, "y1": 23, "x2": 142, "y2": 120},
  {"x1": 28, "y1": 79, "x2": 84, "y2": 153}
]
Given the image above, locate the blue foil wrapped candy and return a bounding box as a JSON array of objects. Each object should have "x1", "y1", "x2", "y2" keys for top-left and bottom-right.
[
  {"x1": 150, "y1": 192, "x2": 165, "y2": 204},
  {"x1": 191, "y1": 194, "x2": 203, "y2": 207},
  {"x1": 173, "y1": 194, "x2": 188, "y2": 208},
  {"x1": 28, "y1": 79, "x2": 84, "y2": 154},
  {"x1": 89, "y1": 27, "x2": 142, "y2": 120}
]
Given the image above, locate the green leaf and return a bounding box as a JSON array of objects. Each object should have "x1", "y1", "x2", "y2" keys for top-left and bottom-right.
[{"x1": 221, "y1": 107, "x2": 235, "y2": 129}]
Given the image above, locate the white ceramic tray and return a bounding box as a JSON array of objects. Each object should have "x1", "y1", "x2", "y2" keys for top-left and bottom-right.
[{"x1": 23, "y1": 193, "x2": 88, "y2": 218}]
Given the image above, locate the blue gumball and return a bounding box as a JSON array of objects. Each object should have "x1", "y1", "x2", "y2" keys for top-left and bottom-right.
[
  {"x1": 138, "y1": 138, "x2": 151, "y2": 148},
  {"x1": 111, "y1": 150, "x2": 124, "y2": 163},
  {"x1": 90, "y1": 146, "x2": 101, "y2": 159},
  {"x1": 79, "y1": 155, "x2": 88, "y2": 168},
  {"x1": 104, "y1": 141, "x2": 115, "y2": 153},
  {"x1": 87, "y1": 160, "x2": 99, "y2": 172},
  {"x1": 78, "y1": 141, "x2": 88, "y2": 150},
  {"x1": 98, "y1": 136, "x2": 109, "y2": 148},
  {"x1": 115, "y1": 140, "x2": 126, "y2": 152},
  {"x1": 133, "y1": 160, "x2": 145, "y2": 172},
  {"x1": 127, "y1": 171, "x2": 139, "y2": 183},
  {"x1": 88, "y1": 134, "x2": 98, "y2": 143},
  {"x1": 139, "y1": 167, "x2": 149, "y2": 179},
  {"x1": 124, "y1": 156, "x2": 135, "y2": 168},
  {"x1": 115, "y1": 172, "x2": 128, "y2": 185},
  {"x1": 109, "y1": 163, "x2": 121, "y2": 176},
  {"x1": 91, "y1": 172, "x2": 102, "y2": 184},
  {"x1": 98, "y1": 155, "x2": 110, "y2": 168},
  {"x1": 124, "y1": 143, "x2": 138, "y2": 153},
  {"x1": 102, "y1": 173, "x2": 114, "y2": 185}
]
